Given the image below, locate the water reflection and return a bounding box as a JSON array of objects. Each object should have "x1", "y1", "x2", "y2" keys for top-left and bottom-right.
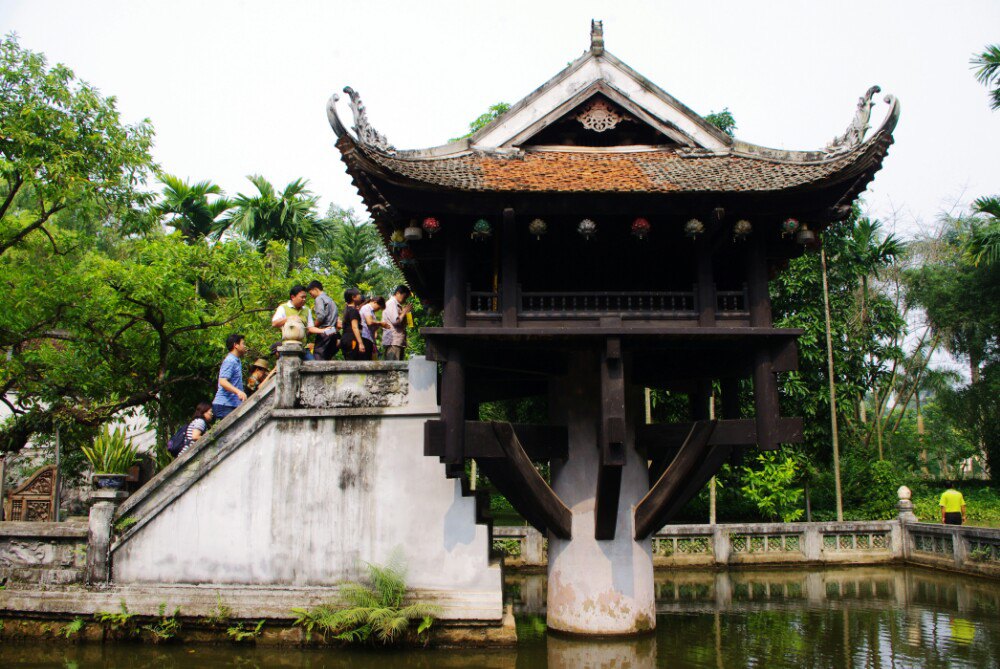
[{"x1": 1, "y1": 567, "x2": 997, "y2": 668}]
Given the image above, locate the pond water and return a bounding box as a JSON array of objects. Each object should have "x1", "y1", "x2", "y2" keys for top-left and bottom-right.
[{"x1": 1, "y1": 566, "x2": 998, "y2": 668}]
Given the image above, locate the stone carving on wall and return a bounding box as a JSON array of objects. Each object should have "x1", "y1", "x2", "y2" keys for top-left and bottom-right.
[
  {"x1": 343, "y1": 87, "x2": 396, "y2": 154},
  {"x1": 826, "y1": 85, "x2": 881, "y2": 153},
  {"x1": 576, "y1": 100, "x2": 624, "y2": 133}
]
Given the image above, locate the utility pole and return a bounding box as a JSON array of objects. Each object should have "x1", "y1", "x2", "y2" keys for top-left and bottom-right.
[{"x1": 821, "y1": 248, "x2": 844, "y2": 521}]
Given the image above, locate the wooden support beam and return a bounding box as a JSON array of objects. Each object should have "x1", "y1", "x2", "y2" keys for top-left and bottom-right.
[
  {"x1": 657, "y1": 444, "x2": 733, "y2": 524},
  {"x1": 770, "y1": 338, "x2": 799, "y2": 373},
  {"x1": 634, "y1": 420, "x2": 717, "y2": 540},
  {"x1": 425, "y1": 420, "x2": 568, "y2": 461},
  {"x1": 485, "y1": 422, "x2": 572, "y2": 539},
  {"x1": 753, "y1": 349, "x2": 780, "y2": 450},
  {"x1": 596, "y1": 336, "x2": 626, "y2": 540},
  {"x1": 637, "y1": 417, "x2": 803, "y2": 454},
  {"x1": 500, "y1": 207, "x2": 518, "y2": 328}
]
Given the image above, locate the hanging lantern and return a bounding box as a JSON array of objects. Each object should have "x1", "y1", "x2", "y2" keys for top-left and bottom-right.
[
  {"x1": 733, "y1": 219, "x2": 752, "y2": 241},
  {"x1": 631, "y1": 217, "x2": 651, "y2": 240},
  {"x1": 404, "y1": 220, "x2": 423, "y2": 242},
  {"x1": 796, "y1": 223, "x2": 816, "y2": 245},
  {"x1": 471, "y1": 218, "x2": 492, "y2": 241},
  {"x1": 577, "y1": 219, "x2": 597, "y2": 240},
  {"x1": 399, "y1": 247, "x2": 416, "y2": 266},
  {"x1": 685, "y1": 218, "x2": 705, "y2": 239},
  {"x1": 712, "y1": 206, "x2": 726, "y2": 222},
  {"x1": 422, "y1": 216, "x2": 441, "y2": 238},
  {"x1": 389, "y1": 229, "x2": 407, "y2": 250},
  {"x1": 529, "y1": 218, "x2": 548, "y2": 240},
  {"x1": 781, "y1": 218, "x2": 800, "y2": 237}
]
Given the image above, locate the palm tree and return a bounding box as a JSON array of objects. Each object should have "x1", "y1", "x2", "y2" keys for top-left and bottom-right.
[
  {"x1": 968, "y1": 196, "x2": 1000, "y2": 266},
  {"x1": 229, "y1": 176, "x2": 328, "y2": 275},
  {"x1": 152, "y1": 174, "x2": 233, "y2": 242},
  {"x1": 971, "y1": 44, "x2": 1000, "y2": 110},
  {"x1": 843, "y1": 216, "x2": 905, "y2": 324}
]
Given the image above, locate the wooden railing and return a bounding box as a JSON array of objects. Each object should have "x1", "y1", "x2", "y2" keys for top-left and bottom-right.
[{"x1": 466, "y1": 285, "x2": 749, "y2": 319}]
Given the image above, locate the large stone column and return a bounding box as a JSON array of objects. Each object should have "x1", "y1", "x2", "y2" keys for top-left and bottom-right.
[{"x1": 546, "y1": 352, "x2": 656, "y2": 635}]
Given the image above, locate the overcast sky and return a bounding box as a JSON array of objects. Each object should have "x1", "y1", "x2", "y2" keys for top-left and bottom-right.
[{"x1": 3, "y1": 0, "x2": 999, "y2": 238}]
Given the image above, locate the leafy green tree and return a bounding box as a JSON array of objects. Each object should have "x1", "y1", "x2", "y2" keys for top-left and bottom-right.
[
  {"x1": 704, "y1": 108, "x2": 737, "y2": 136},
  {"x1": 740, "y1": 452, "x2": 804, "y2": 521},
  {"x1": 451, "y1": 102, "x2": 510, "y2": 141},
  {"x1": 314, "y1": 206, "x2": 402, "y2": 295},
  {"x1": 0, "y1": 35, "x2": 155, "y2": 256},
  {"x1": 151, "y1": 174, "x2": 232, "y2": 242},
  {"x1": 228, "y1": 175, "x2": 329, "y2": 275},
  {"x1": 906, "y1": 212, "x2": 1000, "y2": 476},
  {"x1": 971, "y1": 43, "x2": 1000, "y2": 111}
]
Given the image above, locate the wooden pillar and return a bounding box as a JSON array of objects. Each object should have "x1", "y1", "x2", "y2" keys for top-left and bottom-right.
[
  {"x1": 443, "y1": 225, "x2": 467, "y2": 328},
  {"x1": 442, "y1": 224, "x2": 468, "y2": 468},
  {"x1": 689, "y1": 379, "x2": 712, "y2": 420},
  {"x1": 696, "y1": 236, "x2": 716, "y2": 326},
  {"x1": 500, "y1": 207, "x2": 518, "y2": 328},
  {"x1": 596, "y1": 337, "x2": 625, "y2": 540},
  {"x1": 442, "y1": 349, "x2": 466, "y2": 468},
  {"x1": 746, "y1": 233, "x2": 779, "y2": 449}
]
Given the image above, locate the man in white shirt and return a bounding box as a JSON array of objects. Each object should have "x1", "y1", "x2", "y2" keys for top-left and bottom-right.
[
  {"x1": 381, "y1": 285, "x2": 412, "y2": 361},
  {"x1": 272, "y1": 284, "x2": 325, "y2": 360}
]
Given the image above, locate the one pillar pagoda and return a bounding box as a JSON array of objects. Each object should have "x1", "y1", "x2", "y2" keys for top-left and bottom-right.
[{"x1": 328, "y1": 21, "x2": 897, "y2": 635}]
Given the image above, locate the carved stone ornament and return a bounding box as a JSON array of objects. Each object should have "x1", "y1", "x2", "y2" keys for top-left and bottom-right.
[
  {"x1": 342, "y1": 87, "x2": 396, "y2": 154},
  {"x1": 576, "y1": 100, "x2": 623, "y2": 133},
  {"x1": 282, "y1": 316, "x2": 306, "y2": 344},
  {"x1": 590, "y1": 19, "x2": 604, "y2": 55},
  {"x1": 826, "y1": 85, "x2": 881, "y2": 153}
]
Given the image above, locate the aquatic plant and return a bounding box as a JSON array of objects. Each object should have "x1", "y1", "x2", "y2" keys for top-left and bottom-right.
[
  {"x1": 140, "y1": 603, "x2": 181, "y2": 643},
  {"x1": 95, "y1": 601, "x2": 137, "y2": 639},
  {"x1": 60, "y1": 617, "x2": 86, "y2": 639},
  {"x1": 227, "y1": 619, "x2": 265, "y2": 643}
]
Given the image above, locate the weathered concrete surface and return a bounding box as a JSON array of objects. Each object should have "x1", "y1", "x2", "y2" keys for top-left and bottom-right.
[
  {"x1": 110, "y1": 358, "x2": 502, "y2": 622},
  {"x1": 0, "y1": 522, "x2": 87, "y2": 586},
  {"x1": 547, "y1": 633, "x2": 657, "y2": 668},
  {"x1": 546, "y1": 354, "x2": 655, "y2": 635}
]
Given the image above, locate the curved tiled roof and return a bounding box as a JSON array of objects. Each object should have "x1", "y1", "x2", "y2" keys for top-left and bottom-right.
[{"x1": 341, "y1": 105, "x2": 895, "y2": 196}]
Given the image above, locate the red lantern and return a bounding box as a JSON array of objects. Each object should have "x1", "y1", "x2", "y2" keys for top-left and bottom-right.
[
  {"x1": 631, "y1": 217, "x2": 651, "y2": 239},
  {"x1": 399, "y1": 247, "x2": 416, "y2": 265},
  {"x1": 422, "y1": 217, "x2": 441, "y2": 238}
]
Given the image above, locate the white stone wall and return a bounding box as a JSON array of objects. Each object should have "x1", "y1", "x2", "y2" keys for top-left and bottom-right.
[{"x1": 111, "y1": 358, "x2": 500, "y2": 619}]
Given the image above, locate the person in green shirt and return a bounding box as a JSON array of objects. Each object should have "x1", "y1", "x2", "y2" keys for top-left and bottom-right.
[{"x1": 939, "y1": 482, "x2": 966, "y2": 525}]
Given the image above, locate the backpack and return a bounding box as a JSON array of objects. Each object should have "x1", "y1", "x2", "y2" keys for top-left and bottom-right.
[{"x1": 166, "y1": 425, "x2": 188, "y2": 457}]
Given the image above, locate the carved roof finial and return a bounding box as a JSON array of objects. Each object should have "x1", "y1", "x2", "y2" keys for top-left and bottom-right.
[
  {"x1": 342, "y1": 86, "x2": 395, "y2": 154},
  {"x1": 590, "y1": 19, "x2": 604, "y2": 55},
  {"x1": 826, "y1": 85, "x2": 881, "y2": 154}
]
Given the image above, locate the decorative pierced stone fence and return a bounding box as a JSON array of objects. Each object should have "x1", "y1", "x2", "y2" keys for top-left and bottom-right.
[{"x1": 905, "y1": 523, "x2": 1000, "y2": 579}]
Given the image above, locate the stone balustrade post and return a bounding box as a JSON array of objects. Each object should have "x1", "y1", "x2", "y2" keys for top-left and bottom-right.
[
  {"x1": 712, "y1": 525, "x2": 729, "y2": 565},
  {"x1": 952, "y1": 527, "x2": 968, "y2": 568},
  {"x1": 276, "y1": 343, "x2": 304, "y2": 409},
  {"x1": 896, "y1": 485, "x2": 917, "y2": 560},
  {"x1": 524, "y1": 527, "x2": 546, "y2": 566},
  {"x1": 802, "y1": 525, "x2": 822, "y2": 561},
  {"x1": 86, "y1": 489, "x2": 129, "y2": 585}
]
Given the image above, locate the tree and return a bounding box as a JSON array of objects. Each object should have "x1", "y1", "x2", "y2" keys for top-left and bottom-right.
[
  {"x1": 228, "y1": 175, "x2": 329, "y2": 275},
  {"x1": 968, "y1": 195, "x2": 1000, "y2": 266},
  {"x1": 151, "y1": 174, "x2": 233, "y2": 242},
  {"x1": 314, "y1": 206, "x2": 402, "y2": 295},
  {"x1": 0, "y1": 35, "x2": 155, "y2": 256},
  {"x1": 451, "y1": 102, "x2": 510, "y2": 141},
  {"x1": 971, "y1": 43, "x2": 1000, "y2": 111},
  {"x1": 705, "y1": 108, "x2": 737, "y2": 136}
]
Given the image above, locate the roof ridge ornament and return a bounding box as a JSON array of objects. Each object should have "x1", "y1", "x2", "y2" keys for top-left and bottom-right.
[
  {"x1": 826, "y1": 85, "x2": 881, "y2": 154},
  {"x1": 343, "y1": 86, "x2": 396, "y2": 154},
  {"x1": 590, "y1": 19, "x2": 604, "y2": 55}
]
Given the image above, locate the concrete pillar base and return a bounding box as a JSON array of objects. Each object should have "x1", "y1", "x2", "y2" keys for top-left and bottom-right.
[{"x1": 546, "y1": 353, "x2": 655, "y2": 635}]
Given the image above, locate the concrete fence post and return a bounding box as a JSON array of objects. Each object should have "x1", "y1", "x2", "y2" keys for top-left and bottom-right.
[
  {"x1": 86, "y1": 489, "x2": 129, "y2": 585},
  {"x1": 524, "y1": 527, "x2": 545, "y2": 566},
  {"x1": 276, "y1": 343, "x2": 304, "y2": 408},
  {"x1": 712, "y1": 525, "x2": 729, "y2": 565},
  {"x1": 802, "y1": 525, "x2": 822, "y2": 561},
  {"x1": 896, "y1": 485, "x2": 917, "y2": 561},
  {"x1": 952, "y1": 527, "x2": 967, "y2": 568}
]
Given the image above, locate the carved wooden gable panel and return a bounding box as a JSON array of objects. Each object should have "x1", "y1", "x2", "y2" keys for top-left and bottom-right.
[{"x1": 4, "y1": 465, "x2": 57, "y2": 522}]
